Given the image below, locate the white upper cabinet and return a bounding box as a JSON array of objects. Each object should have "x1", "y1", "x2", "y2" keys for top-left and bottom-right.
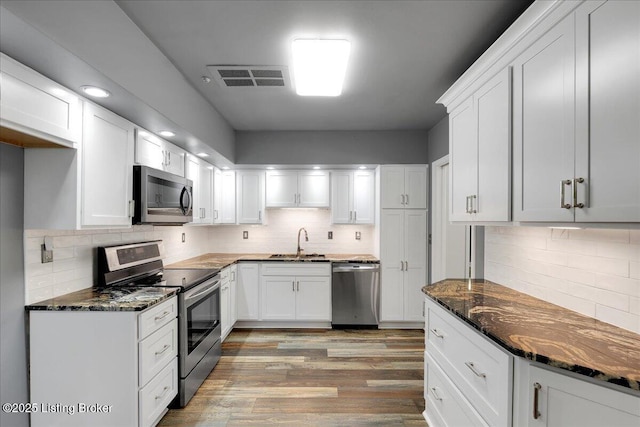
[
  {"x1": 265, "y1": 170, "x2": 330, "y2": 208},
  {"x1": 450, "y1": 68, "x2": 511, "y2": 222},
  {"x1": 513, "y1": 0, "x2": 639, "y2": 223},
  {"x1": 0, "y1": 53, "x2": 81, "y2": 148},
  {"x1": 512, "y1": 13, "x2": 576, "y2": 222},
  {"x1": 81, "y1": 102, "x2": 135, "y2": 227},
  {"x1": 186, "y1": 155, "x2": 213, "y2": 224},
  {"x1": 380, "y1": 165, "x2": 427, "y2": 209},
  {"x1": 237, "y1": 170, "x2": 264, "y2": 224},
  {"x1": 135, "y1": 129, "x2": 186, "y2": 177},
  {"x1": 214, "y1": 169, "x2": 236, "y2": 224},
  {"x1": 574, "y1": 0, "x2": 640, "y2": 222},
  {"x1": 331, "y1": 170, "x2": 375, "y2": 224}
]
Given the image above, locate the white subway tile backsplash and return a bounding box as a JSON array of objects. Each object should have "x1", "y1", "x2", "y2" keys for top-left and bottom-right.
[{"x1": 485, "y1": 226, "x2": 640, "y2": 334}]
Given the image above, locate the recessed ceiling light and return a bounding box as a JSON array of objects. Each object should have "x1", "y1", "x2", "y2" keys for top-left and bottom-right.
[
  {"x1": 222, "y1": 166, "x2": 230, "y2": 170},
  {"x1": 292, "y1": 39, "x2": 350, "y2": 96},
  {"x1": 358, "y1": 166, "x2": 367, "y2": 170},
  {"x1": 196, "y1": 152, "x2": 209, "y2": 157},
  {"x1": 81, "y1": 85, "x2": 110, "y2": 98},
  {"x1": 158, "y1": 130, "x2": 175, "y2": 137},
  {"x1": 266, "y1": 166, "x2": 275, "y2": 170},
  {"x1": 313, "y1": 166, "x2": 321, "y2": 170}
]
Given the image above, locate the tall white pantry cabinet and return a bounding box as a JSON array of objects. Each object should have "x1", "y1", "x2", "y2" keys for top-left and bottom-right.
[{"x1": 378, "y1": 165, "x2": 428, "y2": 324}]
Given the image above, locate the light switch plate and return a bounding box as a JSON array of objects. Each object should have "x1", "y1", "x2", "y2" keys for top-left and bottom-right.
[
  {"x1": 328, "y1": 231, "x2": 333, "y2": 240},
  {"x1": 243, "y1": 231, "x2": 249, "y2": 239},
  {"x1": 355, "y1": 231, "x2": 361, "y2": 240},
  {"x1": 182, "y1": 233, "x2": 186, "y2": 243}
]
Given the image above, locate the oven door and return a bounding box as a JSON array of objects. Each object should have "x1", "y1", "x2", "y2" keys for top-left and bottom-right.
[{"x1": 180, "y1": 276, "x2": 221, "y2": 377}]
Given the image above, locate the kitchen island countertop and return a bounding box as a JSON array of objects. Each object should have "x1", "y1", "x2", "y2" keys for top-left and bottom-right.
[
  {"x1": 166, "y1": 253, "x2": 379, "y2": 270},
  {"x1": 423, "y1": 279, "x2": 640, "y2": 391}
]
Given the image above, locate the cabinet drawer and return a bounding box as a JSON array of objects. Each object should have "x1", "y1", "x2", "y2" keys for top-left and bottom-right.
[
  {"x1": 221, "y1": 267, "x2": 230, "y2": 280},
  {"x1": 425, "y1": 352, "x2": 489, "y2": 427},
  {"x1": 261, "y1": 262, "x2": 331, "y2": 276},
  {"x1": 426, "y1": 298, "x2": 512, "y2": 427},
  {"x1": 138, "y1": 297, "x2": 177, "y2": 340},
  {"x1": 139, "y1": 357, "x2": 177, "y2": 427},
  {"x1": 139, "y1": 319, "x2": 178, "y2": 386}
]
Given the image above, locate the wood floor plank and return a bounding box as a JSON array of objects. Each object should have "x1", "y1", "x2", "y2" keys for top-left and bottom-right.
[{"x1": 158, "y1": 328, "x2": 427, "y2": 427}]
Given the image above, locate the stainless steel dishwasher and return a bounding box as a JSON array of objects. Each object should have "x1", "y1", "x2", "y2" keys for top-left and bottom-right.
[{"x1": 332, "y1": 262, "x2": 380, "y2": 327}]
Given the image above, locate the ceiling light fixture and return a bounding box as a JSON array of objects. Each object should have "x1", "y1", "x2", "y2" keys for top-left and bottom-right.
[
  {"x1": 158, "y1": 130, "x2": 175, "y2": 138},
  {"x1": 358, "y1": 166, "x2": 367, "y2": 170},
  {"x1": 313, "y1": 166, "x2": 321, "y2": 170},
  {"x1": 80, "y1": 85, "x2": 110, "y2": 98},
  {"x1": 196, "y1": 152, "x2": 209, "y2": 157},
  {"x1": 222, "y1": 166, "x2": 230, "y2": 170},
  {"x1": 292, "y1": 39, "x2": 350, "y2": 96},
  {"x1": 266, "y1": 166, "x2": 275, "y2": 170}
]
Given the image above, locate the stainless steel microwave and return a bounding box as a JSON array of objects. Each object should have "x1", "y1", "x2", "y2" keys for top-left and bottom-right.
[{"x1": 133, "y1": 165, "x2": 193, "y2": 224}]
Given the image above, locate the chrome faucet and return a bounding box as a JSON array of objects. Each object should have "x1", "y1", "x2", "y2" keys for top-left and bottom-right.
[{"x1": 296, "y1": 227, "x2": 308, "y2": 257}]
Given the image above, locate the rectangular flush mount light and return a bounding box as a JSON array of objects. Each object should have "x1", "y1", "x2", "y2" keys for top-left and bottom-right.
[{"x1": 292, "y1": 39, "x2": 350, "y2": 96}]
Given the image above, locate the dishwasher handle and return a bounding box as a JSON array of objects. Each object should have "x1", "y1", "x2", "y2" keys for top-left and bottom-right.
[{"x1": 332, "y1": 263, "x2": 380, "y2": 273}]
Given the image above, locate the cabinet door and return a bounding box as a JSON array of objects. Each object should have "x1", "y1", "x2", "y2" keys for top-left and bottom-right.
[
  {"x1": 199, "y1": 163, "x2": 213, "y2": 223},
  {"x1": 265, "y1": 171, "x2": 298, "y2": 207},
  {"x1": 230, "y1": 265, "x2": 238, "y2": 325},
  {"x1": 186, "y1": 157, "x2": 201, "y2": 223},
  {"x1": 380, "y1": 166, "x2": 406, "y2": 208},
  {"x1": 380, "y1": 209, "x2": 405, "y2": 321},
  {"x1": 513, "y1": 15, "x2": 575, "y2": 222},
  {"x1": 404, "y1": 210, "x2": 427, "y2": 321},
  {"x1": 237, "y1": 171, "x2": 264, "y2": 224},
  {"x1": 237, "y1": 263, "x2": 259, "y2": 320},
  {"x1": 213, "y1": 167, "x2": 223, "y2": 224},
  {"x1": 81, "y1": 103, "x2": 134, "y2": 227},
  {"x1": 331, "y1": 171, "x2": 353, "y2": 224},
  {"x1": 575, "y1": 0, "x2": 640, "y2": 222},
  {"x1": 449, "y1": 99, "x2": 477, "y2": 221},
  {"x1": 475, "y1": 67, "x2": 512, "y2": 222},
  {"x1": 296, "y1": 276, "x2": 331, "y2": 321},
  {"x1": 298, "y1": 171, "x2": 330, "y2": 207},
  {"x1": 353, "y1": 170, "x2": 375, "y2": 224},
  {"x1": 261, "y1": 276, "x2": 296, "y2": 320},
  {"x1": 527, "y1": 365, "x2": 640, "y2": 427},
  {"x1": 162, "y1": 142, "x2": 185, "y2": 177},
  {"x1": 404, "y1": 166, "x2": 427, "y2": 209},
  {"x1": 220, "y1": 281, "x2": 230, "y2": 339},
  {"x1": 135, "y1": 130, "x2": 164, "y2": 170},
  {"x1": 220, "y1": 171, "x2": 236, "y2": 224},
  {"x1": 0, "y1": 53, "x2": 81, "y2": 147}
]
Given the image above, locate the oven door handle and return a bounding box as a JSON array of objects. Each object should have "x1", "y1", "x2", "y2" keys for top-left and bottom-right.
[{"x1": 184, "y1": 280, "x2": 220, "y2": 304}]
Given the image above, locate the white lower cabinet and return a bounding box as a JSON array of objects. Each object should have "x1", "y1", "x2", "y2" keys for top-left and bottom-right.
[
  {"x1": 260, "y1": 263, "x2": 331, "y2": 322},
  {"x1": 425, "y1": 297, "x2": 512, "y2": 427},
  {"x1": 29, "y1": 297, "x2": 178, "y2": 427},
  {"x1": 237, "y1": 263, "x2": 260, "y2": 320},
  {"x1": 221, "y1": 264, "x2": 238, "y2": 340},
  {"x1": 515, "y1": 363, "x2": 640, "y2": 427}
]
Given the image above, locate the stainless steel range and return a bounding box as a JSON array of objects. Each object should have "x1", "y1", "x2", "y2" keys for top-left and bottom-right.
[{"x1": 98, "y1": 240, "x2": 221, "y2": 407}]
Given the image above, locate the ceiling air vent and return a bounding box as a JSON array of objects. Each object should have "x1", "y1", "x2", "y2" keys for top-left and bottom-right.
[{"x1": 207, "y1": 65, "x2": 290, "y2": 89}]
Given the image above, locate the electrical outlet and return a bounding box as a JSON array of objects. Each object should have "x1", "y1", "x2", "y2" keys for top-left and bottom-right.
[
  {"x1": 182, "y1": 233, "x2": 186, "y2": 243},
  {"x1": 243, "y1": 231, "x2": 249, "y2": 239},
  {"x1": 328, "y1": 231, "x2": 333, "y2": 240},
  {"x1": 41, "y1": 244, "x2": 53, "y2": 263},
  {"x1": 355, "y1": 231, "x2": 361, "y2": 240}
]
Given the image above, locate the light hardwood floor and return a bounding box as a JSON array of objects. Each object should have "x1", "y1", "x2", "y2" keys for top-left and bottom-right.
[{"x1": 159, "y1": 328, "x2": 427, "y2": 426}]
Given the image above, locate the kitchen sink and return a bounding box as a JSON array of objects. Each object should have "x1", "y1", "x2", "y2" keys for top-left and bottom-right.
[{"x1": 269, "y1": 253, "x2": 325, "y2": 259}]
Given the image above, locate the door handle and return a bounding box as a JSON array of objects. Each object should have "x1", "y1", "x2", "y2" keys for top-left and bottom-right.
[
  {"x1": 292, "y1": 281, "x2": 295, "y2": 292},
  {"x1": 573, "y1": 177, "x2": 585, "y2": 208},
  {"x1": 464, "y1": 361, "x2": 486, "y2": 378},
  {"x1": 560, "y1": 179, "x2": 572, "y2": 209},
  {"x1": 470, "y1": 195, "x2": 477, "y2": 214},
  {"x1": 297, "y1": 281, "x2": 299, "y2": 292},
  {"x1": 430, "y1": 387, "x2": 443, "y2": 401},
  {"x1": 405, "y1": 194, "x2": 409, "y2": 205},
  {"x1": 401, "y1": 194, "x2": 405, "y2": 205},
  {"x1": 465, "y1": 195, "x2": 471, "y2": 214},
  {"x1": 533, "y1": 382, "x2": 542, "y2": 419},
  {"x1": 430, "y1": 328, "x2": 444, "y2": 339},
  {"x1": 354, "y1": 211, "x2": 357, "y2": 222}
]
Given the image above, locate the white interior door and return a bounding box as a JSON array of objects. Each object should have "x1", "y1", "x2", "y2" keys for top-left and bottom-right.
[{"x1": 432, "y1": 156, "x2": 467, "y2": 283}]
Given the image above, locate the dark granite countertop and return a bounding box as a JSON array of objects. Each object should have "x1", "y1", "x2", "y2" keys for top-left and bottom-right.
[
  {"x1": 166, "y1": 253, "x2": 379, "y2": 270},
  {"x1": 423, "y1": 279, "x2": 640, "y2": 391},
  {"x1": 26, "y1": 286, "x2": 178, "y2": 312}
]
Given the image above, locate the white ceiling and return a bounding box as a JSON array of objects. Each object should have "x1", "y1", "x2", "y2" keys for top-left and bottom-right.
[{"x1": 115, "y1": 0, "x2": 532, "y2": 132}]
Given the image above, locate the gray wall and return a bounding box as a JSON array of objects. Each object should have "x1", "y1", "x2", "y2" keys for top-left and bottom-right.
[
  {"x1": 0, "y1": 144, "x2": 28, "y2": 427},
  {"x1": 236, "y1": 130, "x2": 429, "y2": 165}
]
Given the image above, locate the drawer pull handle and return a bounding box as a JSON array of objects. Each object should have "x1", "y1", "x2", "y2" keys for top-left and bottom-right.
[
  {"x1": 465, "y1": 361, "x2": 486, "y2": 378},
  {"x1": 430, "y1": 387, "x2": 443, "y2": 401},
  {"x1": 154, "y1": 311, "x2": 171, "y2": 321},
  {"x1": 533, "y1": 382, "x2": 542, "y2": 419},
  {"x1": 155, "y1": 386, "x2": 170, "y2": 400},
  {"x1": 155, "y1": 344, "x2": 171, "y2": 356},
  {"x1": 430, "y1": 328, "x2": 444, "y2": 339}
]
